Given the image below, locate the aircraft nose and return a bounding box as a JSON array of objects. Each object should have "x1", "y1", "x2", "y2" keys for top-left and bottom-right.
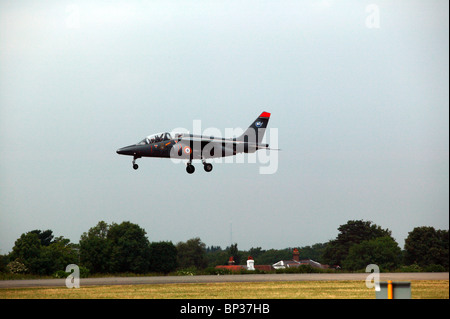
[{"x1": 116, "y1": 145, "x2": 136, "y2": 155}]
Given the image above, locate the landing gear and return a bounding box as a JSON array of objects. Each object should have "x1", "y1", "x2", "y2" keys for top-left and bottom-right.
[
  {"x1": 185, "y1": 160, "x2": 213, "y2": 174},
  {"x1": 132, "y1": 156, "x2": 140, "y2": 170},
  {"x1": 203, "y1": 162, "x2": 213, "y2": 172},
  {"x1": 186, "y1": 163, "x2": 195, "y2": 174}
]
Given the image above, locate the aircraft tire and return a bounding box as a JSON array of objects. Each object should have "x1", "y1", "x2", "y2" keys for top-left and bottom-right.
[
  {"x1": 203, "y1": 163, "x2": 213, "y2": 172},
  {"x1": 186, "y1": 164, "x2": 195, "y2": 174},
  {"x1": 133, "y1": 164, "x2": 139, "y2": 170}
]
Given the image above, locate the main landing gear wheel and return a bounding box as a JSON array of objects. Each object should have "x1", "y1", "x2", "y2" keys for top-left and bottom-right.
[
  {"x1": 203, "y1": 163, "x2": 213, "y2": 172},
  {"x1": 186, "y1": 164, "x2": 195, "y2": 174}
]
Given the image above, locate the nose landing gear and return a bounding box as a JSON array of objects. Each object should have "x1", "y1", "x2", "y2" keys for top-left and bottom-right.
[{"x1": 132, "y1": 156, "x2": 140, "y2": 170}]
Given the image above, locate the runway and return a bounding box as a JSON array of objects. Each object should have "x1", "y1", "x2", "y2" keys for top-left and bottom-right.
[{"x1": 0, "y1": 272, "x2": 448, "y2": 289}]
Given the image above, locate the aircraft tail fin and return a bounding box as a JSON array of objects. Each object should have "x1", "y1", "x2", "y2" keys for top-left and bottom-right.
[{"x1": 236, "y1": 111, "x2": 271, "y2": 144}]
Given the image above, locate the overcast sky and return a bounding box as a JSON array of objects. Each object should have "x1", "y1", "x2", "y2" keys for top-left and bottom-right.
[{"x1": 1, "y1": 0, "x2": 448, "y2": 254}]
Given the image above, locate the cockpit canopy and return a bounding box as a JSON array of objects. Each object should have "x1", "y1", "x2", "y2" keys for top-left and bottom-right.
[{"x1": 137, "y1": 132, "x2": 173, "y2": 145}]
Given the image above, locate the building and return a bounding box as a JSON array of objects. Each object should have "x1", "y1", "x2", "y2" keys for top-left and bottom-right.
[
  {"x1": 272, "y1": 248, "x2": 326, "y2": 269},
  {"x1": 214, "y1": 256, "x2": 244, "y2": 272},
  {"x1": 215, "y1": 256, "x2": 274, "y2": 272},
  {"x1": 214, "y1": 248, "x2": 326, "y2": 273}
]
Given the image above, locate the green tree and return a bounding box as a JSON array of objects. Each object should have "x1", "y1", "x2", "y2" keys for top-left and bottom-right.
[
  {"x1": 248, "y1": 247, "x2": 265, "y2": 260},
  {"x1": 35, "y1": 237, "x2": 78, "y2": 275},
  {"x1": 0, "y1": 254, "x2": 8, "y2": 273},
  {"x1": 206, "y1": 246, "x2": 222, "y2": 253},
  {"x1": 9, "y1": 231, "x2": 77, "y2": 275},
  {"x1": 148, "y1": 242, "x2": 178, "y2": 274},
  {"x1": 29, "y1": 230, "x2": 54, "y2": 246},
  {"x1": 228, "y1": 243, "x2": 241, "y2": 265},
  {"x1": 322, "y1": 220, "x2": 392, "y2": 267},
  {"x1": 176, "y1": 238, "x2": 208, "y2": 269},
  {"x1": 256, "y1": 249, "x2": 291, "y2": 265},
  {"x1": 205, "y1": 247, "x2": 230, "y2": 267},
  {"x1": 10, "y1": 232, "x2": 42, "y2": 274},
  {"x1": 79, "y1": 221, "x2": 112, "y2": 273},
  {"x1": 404, "y1": 227, "x2": 449, "y2": 270},
  {"x1": 107, "y1": 221, "x2": 151, "y2": 273},
  {"x1": 299, "y1": 243, "x2": 328, "y2": 263},
  {"x1": 80, "y1": 221, "x2": 153, "y2": 274},
  {"x1": 342, "y1": 236, "x2": 402, "y2": 271}
]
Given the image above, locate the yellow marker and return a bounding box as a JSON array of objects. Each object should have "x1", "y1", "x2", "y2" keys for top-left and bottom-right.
[{"x1": 387, "y1": 280, "x2": 393, "y2": 299}]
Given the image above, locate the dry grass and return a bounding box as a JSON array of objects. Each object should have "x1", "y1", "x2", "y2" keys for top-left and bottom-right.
[{"x1": 0, "y1": 280, "x2": 448, "y2": 299}]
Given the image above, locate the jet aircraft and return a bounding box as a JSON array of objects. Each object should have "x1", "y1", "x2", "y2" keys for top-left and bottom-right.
[{"x1": 116, "y1": 112, "x2": 274, "y2": 174}]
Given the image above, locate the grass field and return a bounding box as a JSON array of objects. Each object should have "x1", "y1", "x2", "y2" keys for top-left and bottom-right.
[{"x1": 0, "y1": 280, "x2": 448, "y2": 299}]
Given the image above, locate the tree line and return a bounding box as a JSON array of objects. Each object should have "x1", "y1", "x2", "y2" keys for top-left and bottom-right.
[{"x1": 0, "y1": 220, "x2": 448, "y2": 277}]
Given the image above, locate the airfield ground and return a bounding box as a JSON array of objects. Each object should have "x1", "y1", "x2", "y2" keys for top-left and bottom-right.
[
  {"x1": 0, "y1": 281, "x2": 448, "y2": 299},
  {"x1": 0, "y1": 273, "x2": 448, "y2": 299}
]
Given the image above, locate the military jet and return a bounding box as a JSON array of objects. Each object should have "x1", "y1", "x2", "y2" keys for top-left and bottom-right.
[{"x1": 116, "y1": 112, "x2": 273, "y2": 174}]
